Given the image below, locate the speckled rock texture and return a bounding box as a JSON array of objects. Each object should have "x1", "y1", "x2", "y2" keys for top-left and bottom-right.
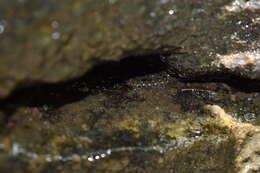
[
  {"x1": 0, "y1": 0, "x2": 259, "y2": 99},
  {"x1": 161, "y1": 0, "x2": 260, "y2": 81},
  {"x1": 206, "y1": 105, "x2": 260, "y2": 173}
]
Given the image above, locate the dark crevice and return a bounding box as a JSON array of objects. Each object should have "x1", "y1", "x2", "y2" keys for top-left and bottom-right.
[
  {"x1": 0, "y1": 55, "x2": 167, "y2": 110},
  {"x1": 162, "y1": 56, "x2": 260, "y2": 92},
  {"x1": 174, "y1": 74, "x2": 260, "y2": 93},
  {"x1": 0, "y1": 53, "x2": 259, "y2": 118},
  {"x1": 161, "y1": 51, "x2": 260, "y2": 93}
]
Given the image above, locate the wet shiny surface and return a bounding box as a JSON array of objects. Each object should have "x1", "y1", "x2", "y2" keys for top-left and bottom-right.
[
  {"x1": 0, "y1": 0, "x2": 259, "y2": 172},
  {"x1": 0, "y1": 55, "x2": 258, "y2": 172}
]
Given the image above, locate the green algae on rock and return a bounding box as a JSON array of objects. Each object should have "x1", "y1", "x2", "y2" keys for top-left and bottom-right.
[
  {"x1": 205, "y1": 105, "x2": 260, "y2": 173},
  {"x1": 0, "y1": 0, "x2": 260, "y2": 172},
  {"x1": 1, "y1": 69, "x2": 259, "y2": 172}
]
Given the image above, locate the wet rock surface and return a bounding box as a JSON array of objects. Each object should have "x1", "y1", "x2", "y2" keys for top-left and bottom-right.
[
  {"x1": 162, "y1": 0, "x2": 260, "y2": 82},
  {"x1": 206, "y1": 105, "x2": 260, "y2": 173},
  {"x1": 0, "y1": 55, "x2": 259, "y2": 172},
  {"x1": 1, "y1": 0, "x2": 260, "y2": 98},
  {"x1": 0, "y1": 0, "x2": 260, "y2": 172}
]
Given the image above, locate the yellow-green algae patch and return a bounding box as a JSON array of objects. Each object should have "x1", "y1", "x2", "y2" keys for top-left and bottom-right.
[{"x1": 0, "y1": 69, "x2": 259, "y2": 173}]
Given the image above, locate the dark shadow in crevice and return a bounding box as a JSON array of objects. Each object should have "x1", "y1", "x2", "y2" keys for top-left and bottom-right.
[
  {"x1": 0, "y1": 52, "x2": 260, "y2": 122},
  {"x1": 163, "y1": 59, "x2": 260, "y2": 93},
  {"x1": 177, "y1": 73, "x2": 260, "y2": 93},
  {"x1": 0, "y1": 55, "x2": 167, "y2": 111},
  {"x1": 161, "y1": 51, "x2": 260, "y2": 93},
  {"x1": 226, "y1": 78, "x2": 260, "y2": 93},
  {"x1": 176, "y1": 74, "x2": 260, "y2": 93}
]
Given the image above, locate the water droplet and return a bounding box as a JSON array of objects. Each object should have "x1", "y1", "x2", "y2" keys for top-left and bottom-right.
[
  {"x1": 150, "y1": 12, "x2": 156, "y2": 18},
  {"x1": 0, "y1": 24, "x2": 5, "y2": 34},
  {"x1": 88, "y1": 156, "x2": 94, "y2": 162},
  {"x1": 106, "y1": 149, "x2": 112, "y2": 155},
  {"x1": 51, "y1": 32, "x2": 61, "y2": 40},
  {"x1": 45, "y1": 155, "x2": 52, "y2": 162},
  {"x1": 0, "y1": 143, "x2": 5, "y2": 149},
  {"x1": 168, "y1": 9, "x2": 175, "y2": 15},
  {"x1": 100, "y1": 153, "x2": 106, "y2": 158},
  {"x1": 51, "y1": 21, "x2": 59, "y2": 29},
  {"x1": 11, "y1": 143, "x2": 22, "y2": 156}
]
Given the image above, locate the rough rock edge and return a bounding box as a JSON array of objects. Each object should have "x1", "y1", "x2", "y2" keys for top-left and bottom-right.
[
  {"x1": 224, "y1": 0, "x2": 260, "y2": 12},
  {"x1": 205, "y1": 105, "x2": 260, "y2": 173},
  {"x1": 212, "y1": 50, "x2": 260, "y2": 80}
]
